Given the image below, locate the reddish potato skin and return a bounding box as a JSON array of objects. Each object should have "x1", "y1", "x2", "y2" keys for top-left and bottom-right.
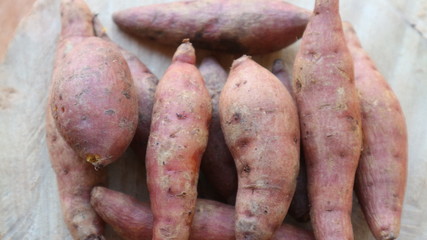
[
  {"x1": 113, "y1": 0, "x2": 310, "y2": 54},
  {"x1": 47, "y1": 108, "x2": 106, "y2": 240},
  {"x1": 93, "y1": 16, "x2": 159, "y2": 158},
  {"x1": 272, "y1": 59, "x2": 293, "y2": 97},
  {"x1": 145, "y1": 41, "x2": 212, "y2": 240},
  {"x1": 219, "y1": 56, "x2": 300, "y2": 240},
  {"x1": 292, "y1": 0, "x2": 363, "y2": 239},
  {"x1": 46, "y1": 1, "x2": 107, "y2": 239},
  {"x1": 199, "y1": 57, "x2": 237, "y2": 204},
  {"x1": 90, "y1": 187, "x2": 315, "y2": 240},
  {"x1": 272, "y1": 59, "x2": 310, "y2": 222},
  {"x1": 50, "y1": 36, "x2": 138, "y2": 169},
  {"x1": 343, "y1": 22, "x2": 408, "y2": 240}
]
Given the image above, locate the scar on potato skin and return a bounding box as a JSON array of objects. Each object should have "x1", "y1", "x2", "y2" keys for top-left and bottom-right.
[{"x1": 86, "y1": 154, "x2": 101, "y2": 164}]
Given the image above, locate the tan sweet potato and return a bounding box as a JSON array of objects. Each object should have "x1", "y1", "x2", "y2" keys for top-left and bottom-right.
[
  {"x1": 46, "y1": 1, "x2": 108, "y2": 239},
  {"x1": 219, "y1": 56, "x2": 300, "y2": 240},
  {"x1": 112, "y1": 0, "x2": 310, "y2": 55},
  {"x1": 93, "y1": 16, "x2": 159, "y2": 159},
  {"x1": 199, "y1": 57, "x2": 237, "y2": 204},
  {"x1": 145, "y1": 40, "x2": 212, "y2": 240},
  {"x1": 343, "y1": 22, "x2": 408, "y2": 240},
  {"x1": 272, "y1": 59, "x2": 310, "y2": 222},
  {"x1": 292, "y1": 0, "x2": 363, "y2": 239},
  {"x1": 90, "y1": 186, "x2": 315, "y2": 240},
  {"x1": 50, "y1": 20, "x2": 138, "y2": 168}
]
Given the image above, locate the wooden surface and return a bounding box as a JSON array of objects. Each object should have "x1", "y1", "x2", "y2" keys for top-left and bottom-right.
[
  {"x1": 0, "y1": 0, "x2": 426, "y2": 239},
  {"x1": 0, "y1": 0, "x2": 37, "y2": 61}
]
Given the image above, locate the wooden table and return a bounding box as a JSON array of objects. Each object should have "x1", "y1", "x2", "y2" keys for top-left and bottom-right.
[{"x1": 1, "y1": 0, "x2": 426, "y2": 239}]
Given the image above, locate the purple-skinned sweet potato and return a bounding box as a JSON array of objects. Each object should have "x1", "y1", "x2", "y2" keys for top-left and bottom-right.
[
  {"x1": 344, "y1": 22, "x2": 408, "y2": 240},
  {"x1": 199, "y1": 56, "x2": 237, "y2": 204},
  {"x1": 145, "y1": 40, "x2": 212, "y2": 240},
  {"x1": 292, "y1": 0, "x2": 363, "y2": 239},
  {"x1": 112, "y1": 0, "x2": 311, "y2": 55},
  {"x1": 93, "y1": 16, "x2": 159, "y2": 159},
  {"x1": 90, "y1": 186, "x2": 315, "y2": 240},
  {"x1": 272, "y1": 59, "x2": 310, "y2": 222},
  {"x1": 219, "y1": 56, "x2": 300, "y2": 240}
]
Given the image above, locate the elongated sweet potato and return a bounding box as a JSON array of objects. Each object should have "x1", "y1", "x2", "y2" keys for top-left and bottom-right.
[
  {"x1": 90, "y1": 186, "x2": 315, "y2": 240},
  {"x1": 145, "y1": 40, "x2": 212, "y2": 239},
  {"x1": 219, "y1": 55, "x2": 300, "y2": 240},
  {"x1": 272, "y1": 59, "x2": 310, "y2": 222},
  {"x1": 292, "y1": 0, "x2": 363, "y2": 239},
  {"x1": 113, "y1": 0, "x2": 310, "y2": 55},
  {"x1": 93, "y1": 16, "x2": 159, "y2": 159},
  {"x1": 47, "y1": 108, "x2": 106, "y2": 240},
  {"x1": 50, "y1": 29, "x2": 138, "y2": 168},
  {"x1": 199, "y1": 57, "x2": 237, "y2": 204},
  {"x1": 46, "y1": 1, "x2": 108, "y2": 239},
  {"x1": 343, "y1": 22, "x2": 408, "y2": 240}
]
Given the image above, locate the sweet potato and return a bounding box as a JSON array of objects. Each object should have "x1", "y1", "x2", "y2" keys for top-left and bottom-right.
[
  {"x1": 46, "y1": 1, "x2": 108, "y2": 239},
  {"x1": 90, "y1": 186, "x2": 315, "y2": 240},
  {"x1": 112, "y1": 0, "x2": 310, "y2": 55},
  {"x1": 93, "y1": 16, "x2": 159, "y2": 159},
  {"x1": 145, "y1": 40, "x2": 211, "y2": 239},
  {"x1": 46, "y1": 107, "x2": 106, "y2": 240},
  {"x1": 50, "y1": 19, "x2": 138, "y2": 168},
  {"x1": 219, "y1": 56, "x2": 300, "y2": 240},
  {"x1": 199, "y1": 57, "x2": 237, "y2": 204},
  {"x1": 292, "y1": 0, "x2": 363, "y2": 239},
  {"x1": 272, "y1": 59, "x2": 310, "y2": 222},
  {"x1": 343, "y1": 22, "x2": 408, "y2": 240},
  {"x1": 272, "y1": 59, "x2": 294, "y2": 97}
]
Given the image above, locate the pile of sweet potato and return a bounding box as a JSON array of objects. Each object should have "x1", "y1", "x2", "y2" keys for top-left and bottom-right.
[{"x1": 46, "y1": 0, "x2": 407, "y2": 240}]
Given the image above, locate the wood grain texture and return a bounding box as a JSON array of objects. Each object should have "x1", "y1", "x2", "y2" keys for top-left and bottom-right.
[
  {"x1": 0, "y1": 0, "x2": 426, "y2": 239},
  {"x1": 0, "y1": 0, "x2": 37, "y2": 61}
]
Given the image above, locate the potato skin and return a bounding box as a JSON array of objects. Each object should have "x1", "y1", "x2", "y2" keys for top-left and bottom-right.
[
  {"x1": 272, "y1": 59, "x2": 310, "y2": 222},
  {"x1": 145, "y1": 41, "x2": 212, "y2": 240},
  {"x1": 113, "y1": 0, "x2": 310, "y2": 54},
  {"x1": 343, "y1": 22, "x2": 408, "y2": 240},
  {"x1": 46, "y1": 1, "x2": 108, "y2": 239},
  {"x1": 46, "y1": 108, "x2": 106, "y2": 240},
  {"x1": 93, "y1": 16, "x2": 159, "y2": 159},
  {"x1": 90, "y1": 187, "x2": 315, "y2": 240},
  {"x1": 199, "y1": 57, "x2": 237, "y2": 204},
  {"x1": 292, "y1": 0, "x2": 363, "y2": 239},
  {"x1": 219, "y1": 56, "x2": 300, "y2": 240},
  {"x1": 50, "y1": 36, "x2": 138, "y2": 168}
]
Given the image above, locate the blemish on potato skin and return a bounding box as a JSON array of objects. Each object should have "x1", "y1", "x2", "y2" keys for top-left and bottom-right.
[
  {"x1": 104, "y1": 109, "x2": 115, "y2": 115},
  {"x1": 121, "y1": 89, "x2": 131, "y2": 99},
  {"x1": 176, "y1": 112, "x2": 187, "y2": 119},
  {"x1": 242, "y1": 164, "x2": 251, "y2": 174}
]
